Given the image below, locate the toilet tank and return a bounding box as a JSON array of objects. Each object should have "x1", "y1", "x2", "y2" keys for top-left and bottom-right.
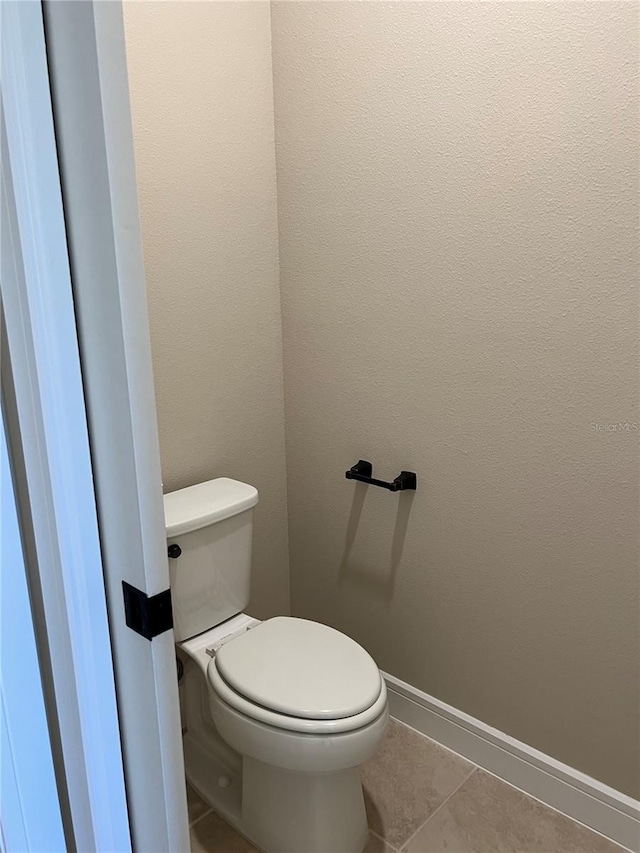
[{"x1": 164, "y1": 478, "x2": 259, "y2": 642}]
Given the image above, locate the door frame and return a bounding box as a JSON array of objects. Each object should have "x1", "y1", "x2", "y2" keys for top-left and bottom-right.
[
  {"x1": 1, "y1": 1, "x2": 132, "y2": 849},
  {"x1": 1, "y1": 1, "x2": 189, "y2": 850}
]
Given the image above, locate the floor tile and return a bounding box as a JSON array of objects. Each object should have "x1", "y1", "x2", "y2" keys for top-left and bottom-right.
[
  {"x1": 403, "y1": 769, "x2": 626, "y2": 853},
  {"x1": 188, "y1": 810, "x2": 391, "y2": 853},
  {"x1": 364, "y1": 831, "x2": 397, "y2": 853},
  {"x1": 186, "y1": 783, "x2": 211, "y2": 826},
  {"x1": 190, "y1": 809, "x2": 259, "y2": 853},
  {"x1": 361, "y1": 719, "x2": 475, "y2": 849}
]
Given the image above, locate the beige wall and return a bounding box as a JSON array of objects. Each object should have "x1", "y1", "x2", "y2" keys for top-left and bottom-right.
[
  {"x1": 123, "y1": 1, "x2": 289, "y2": 618},
  {"x1": 124, "y1": 0, "x2": 639, "y2": 797},
  {"x1": 272, "y1": 2, "x2": 639, "y2": 797}
]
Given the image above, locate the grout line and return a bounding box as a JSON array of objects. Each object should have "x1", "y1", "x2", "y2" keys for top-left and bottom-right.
[
  {"x1": 188, "y1": 807, "x2": 213, "y2": 830},
  {"x1": 397, "y1": 767, "x2": 478, "y2": 852},
  {"x1": 391, "y1": 718, "x2": 633, "y2": 852},
  {"x1": 368, "y1": 826, "x2": 400, "y2": 852}
]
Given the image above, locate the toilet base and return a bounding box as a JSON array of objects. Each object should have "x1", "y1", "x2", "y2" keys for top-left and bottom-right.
[
  {"x1": 183, "y1": 734, "x2": 242, "y2": 829},
  {"x1": 242, "y1": 756, "x2": 369, "y2": 853},
  {"x1": 184, "y1": 734, "x2": 370, "y2": 853}
]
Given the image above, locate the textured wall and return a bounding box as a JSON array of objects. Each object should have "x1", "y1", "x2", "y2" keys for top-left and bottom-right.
[
  {"x1": 272, "y1": 1, "x2": 639, "y2": 796},
  {"x1": 124, "y1": 1, "x2": 289, "y2": 618}
]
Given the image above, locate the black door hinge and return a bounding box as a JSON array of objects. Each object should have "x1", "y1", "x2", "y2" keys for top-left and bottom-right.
[{"x1": 122, "y1": 581, "x2": 173, "y2": 640}]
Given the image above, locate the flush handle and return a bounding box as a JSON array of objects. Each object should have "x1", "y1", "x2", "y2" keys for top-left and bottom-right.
[{"x1": 167, "y1": 543, "x2": 182, "y2": 559}]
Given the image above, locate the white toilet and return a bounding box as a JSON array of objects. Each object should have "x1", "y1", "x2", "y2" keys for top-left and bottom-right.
[{"x1": 165, "y1": 477, "x2": 389, "y2": 853}]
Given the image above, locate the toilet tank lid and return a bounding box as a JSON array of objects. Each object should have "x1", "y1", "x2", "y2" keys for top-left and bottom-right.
[{"x1": 164, "y1": 478, "x2": 259, "y2": 537}]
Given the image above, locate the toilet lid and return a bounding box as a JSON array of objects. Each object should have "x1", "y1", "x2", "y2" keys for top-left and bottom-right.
[{"x1": 215, "y1": 617, "x2": 382, "y2": 720}]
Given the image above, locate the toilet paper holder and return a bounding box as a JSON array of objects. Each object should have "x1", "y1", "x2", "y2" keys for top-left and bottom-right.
[{"x1": 345, "y1": 460, "x2": 417, "y2": 492}]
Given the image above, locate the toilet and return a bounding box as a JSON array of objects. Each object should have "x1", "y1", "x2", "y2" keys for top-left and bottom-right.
[{"x1": 165, "y1": 477, "x2": 389, "y2": 853}]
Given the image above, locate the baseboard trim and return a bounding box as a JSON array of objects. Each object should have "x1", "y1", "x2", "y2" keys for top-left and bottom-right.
[{"x1": 382, "y1": 672, "x2": 639, "y2": 852}]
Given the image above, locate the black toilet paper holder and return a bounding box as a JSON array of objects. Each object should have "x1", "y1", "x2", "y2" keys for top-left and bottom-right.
[{"x1": 345, "y1": 460, "x2": 417, "y2": 492}]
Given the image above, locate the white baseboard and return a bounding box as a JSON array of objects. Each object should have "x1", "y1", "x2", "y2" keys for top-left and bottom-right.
[{"x1": 383, "y1": 672, "x2": 639, "y2": 852}]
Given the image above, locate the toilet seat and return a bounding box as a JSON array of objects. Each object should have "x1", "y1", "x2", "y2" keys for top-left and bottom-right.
[
  {"x1": 215, "y1": 616, "x2": 381, "y2": 718},
  {"x1": 208, "y1": 657, "x2": 387, "y2": 734},
  {"x1": 207, "y1": 616, "x2": 386, "y2": 734}
]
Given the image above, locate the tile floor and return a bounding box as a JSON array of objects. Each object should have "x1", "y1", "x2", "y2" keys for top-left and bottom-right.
[{"x1": 187, "y1": 719, "x2": 628, "y2": 853}]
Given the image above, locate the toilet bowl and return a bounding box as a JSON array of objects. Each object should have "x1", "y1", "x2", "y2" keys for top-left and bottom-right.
[
  {"x1": 166, "y1": 479, "x2": 388, "y2": 852},
  {"x1": 180, "y1": 614, "x2": 388, "y2": 853}
]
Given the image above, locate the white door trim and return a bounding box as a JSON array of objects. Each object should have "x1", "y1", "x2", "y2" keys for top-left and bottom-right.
[
  {"x1": 42, "y1": 1, "x2": 189, "y2": 850},
  {"x1": 384, "y1": 672, "x2": 639, "y2": 851},
  {"x1": 1, "y1": 1, "x2": 131, "y2": 849}
]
